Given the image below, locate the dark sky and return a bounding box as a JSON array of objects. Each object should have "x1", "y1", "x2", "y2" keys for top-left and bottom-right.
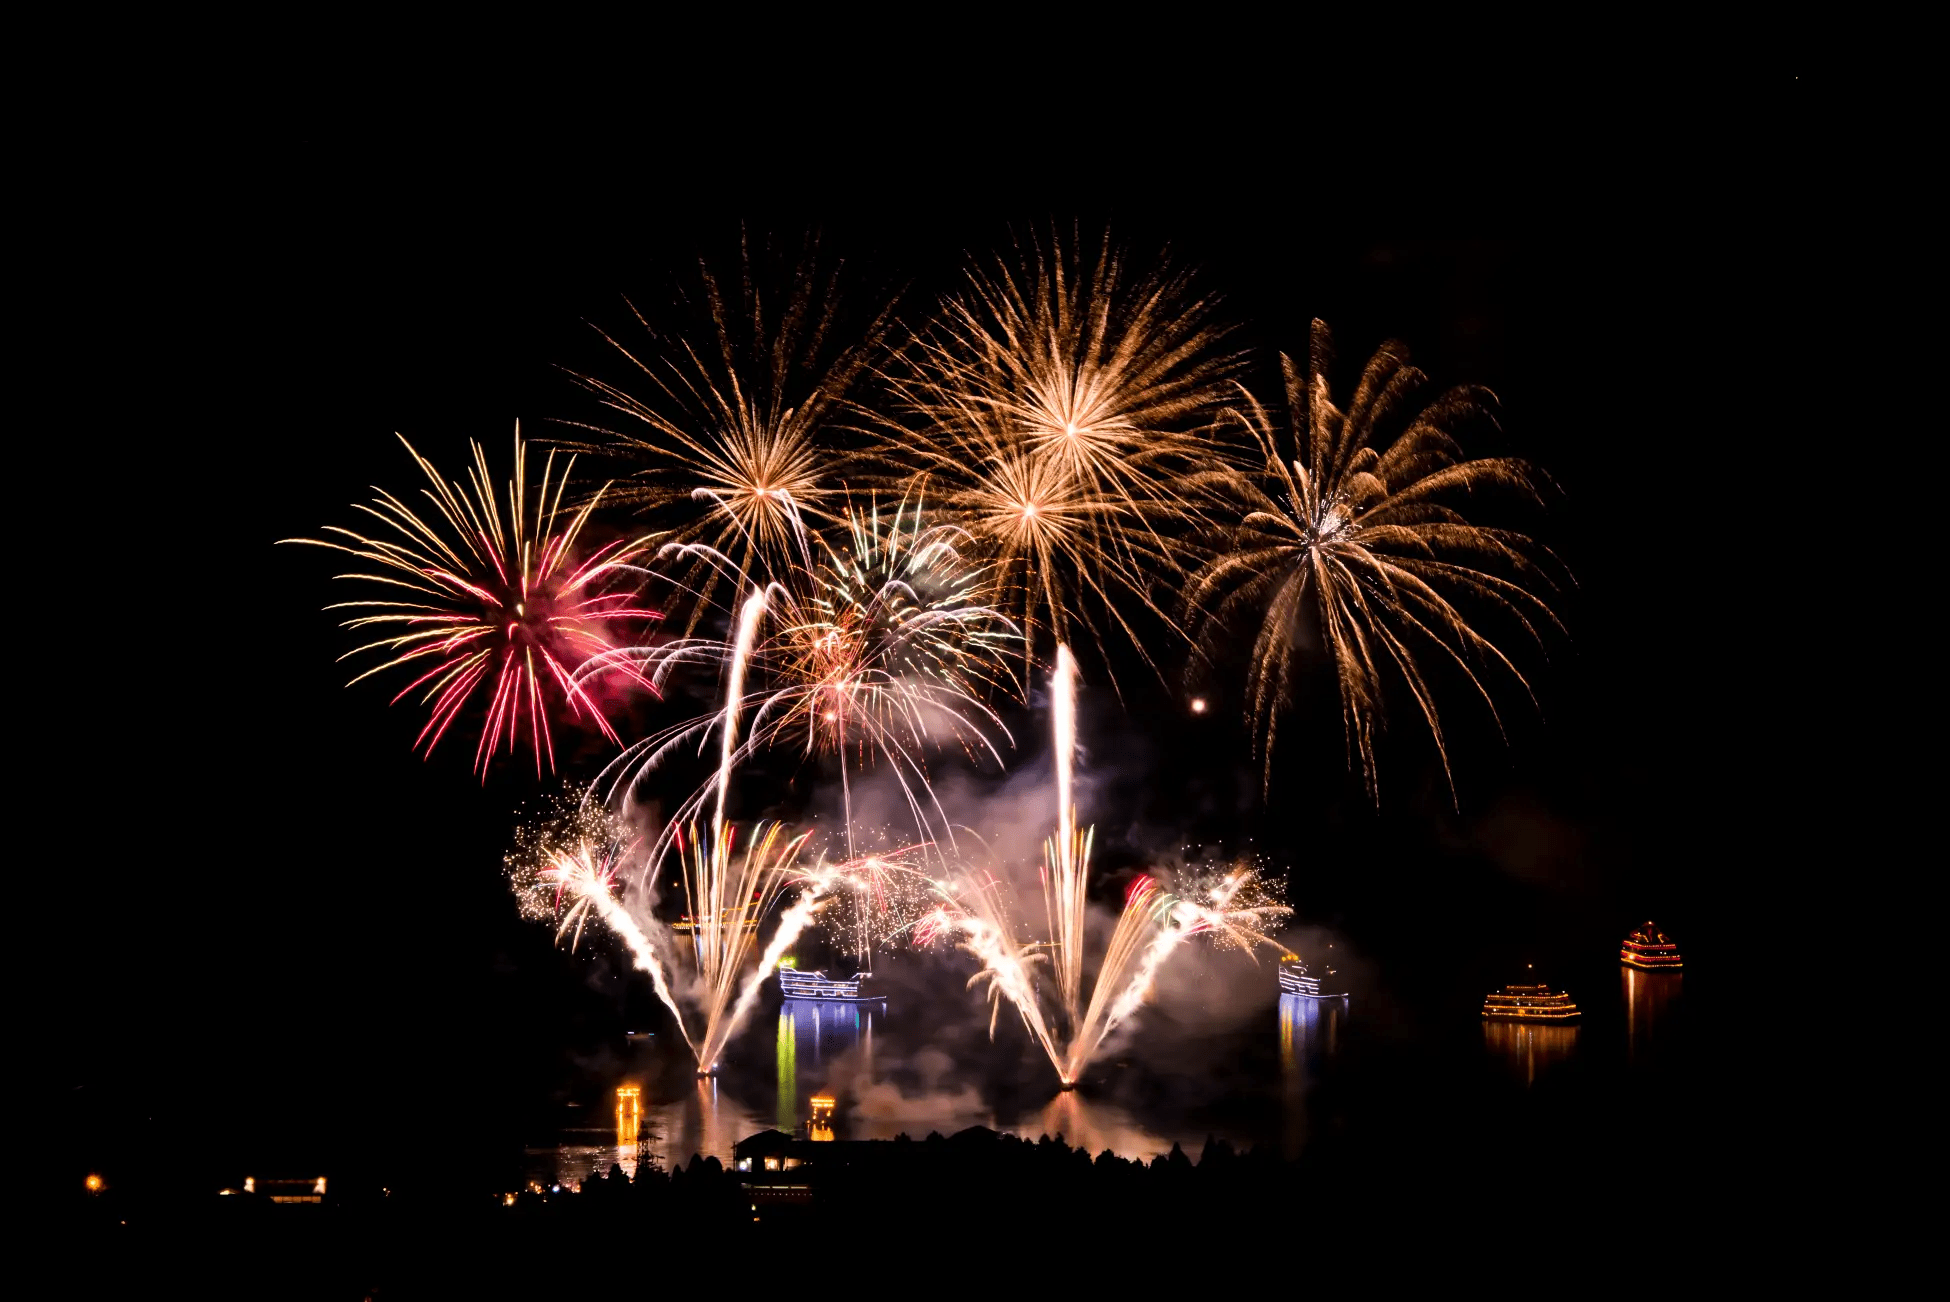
[{"x1": 42, "y1": 79, "x2": 1806, "y2": 1188}]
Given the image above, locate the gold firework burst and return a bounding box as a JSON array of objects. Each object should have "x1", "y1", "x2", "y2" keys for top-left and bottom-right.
[
  {"x1": 876, "y1": 227, "x2": 1239, "y2": 677},
  {"x1": 559, "y1": 236, "x2": 896, "y2": 616},
  {"x1": 1188, "y1": 320, "x2": 1564, "y2": 800}
]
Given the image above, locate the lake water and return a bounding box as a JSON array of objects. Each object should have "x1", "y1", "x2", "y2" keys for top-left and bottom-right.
[{"x1": 522, "y1": 954, "x2": 1690, "y2": 1191}]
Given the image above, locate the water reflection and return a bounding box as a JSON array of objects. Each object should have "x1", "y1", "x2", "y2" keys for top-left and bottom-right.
[
  {"x1": 536, "y1": 984, "x2": 1363, "y2": 1183},
  {"x1": 1622, "y1": 966, "x2": 1681, "y2": 1065},
  {"x1": 1482, "y1": 1020, "x2": 1577, "y2": 1085},
  {"x1": 1037, "y1": 1091, "x2": 1176, "y2": 1160},
  {"x1": 1279, "y1": 994, "x2": 1346, "y2": 1156},
  {"x1": 777, "y1": 1001, "x2": 877, "y2": 1130},
  {"x1": 659, "y1": 1076, "x2": 761, "y2": 1168}
]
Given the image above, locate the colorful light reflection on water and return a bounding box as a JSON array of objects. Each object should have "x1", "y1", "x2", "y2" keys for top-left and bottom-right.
[
  {"x1": 528, "y1": 990, "x2": 1254, "y2": 1186},
  {"x1": 1482, "y1": 1019, "x2": 1578, "y2": 1085},
  {"x1": 1623, "y1": 965, "x2": 1681, "y2": 1065},
  {"x1": 1279, "y1": 993, "x2": 1346, "y2": 1156}
]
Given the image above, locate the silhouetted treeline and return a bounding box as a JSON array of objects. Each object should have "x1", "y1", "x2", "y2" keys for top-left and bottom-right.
[{"x1": 63, "y1": 1109, "x2": 1718, "y2": 1296}]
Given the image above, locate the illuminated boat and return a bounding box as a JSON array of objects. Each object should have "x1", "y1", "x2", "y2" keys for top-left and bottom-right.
[
  {"x1": 1278, "y1": 954, "x2": 1348, "y2": 999},
  {"x1": 1482, "y1": 982, "x2": 1580, "y2": 1021},
  {"x1": 776, "y1": 958, "x2": 884, "y2": 1002},
  {"x1": 1620, "y1": 921, "x2": 1683, "y2": 970}
]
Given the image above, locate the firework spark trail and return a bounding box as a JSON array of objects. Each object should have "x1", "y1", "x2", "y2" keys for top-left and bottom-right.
[
  {"x1": 685, "y1": 835, "x2": 938, "y2": 1071},
  {"x1": 1187, "y1": 320, "x2": 1564, "y2": 801},
  {"x1": 816, "y1": 840, "x2": 937, "y2": 961},
  {"x1": 873, "y1": 229, "x2": 1240, "y2": 677},
  {"x1": 283, "y1": 427, "x2": 663, "y2": 777},
  {"x1": 545, "y1": 845, "x2": 694, "y2": 1052},
  {"x1": 1045, "y1": 645, "x2": 1087, "y2": 1023},
  {"x1": 926, "y1": 645, "x2": 1290, "y2": 1084},
  {"x1": 590, "y1": 503, "x2": 1020, "y2": 874},
  {"x1": 554, "y1": 240, "x2": 897, "y2": 627},
  {"x1": 714, "y1": 589, "x2": 772, "y2": 835},
  {"x1": 508, "y1": 797, "x2": 697, "y2": 1050},
  {"x1": 922, "y1": 880, "x2": 1063, "y2": 1068},
  {"x1": 512, "y1": 795, "x2": 827, "y2": 1073},
  {"x1": 1061, "y1": 870, "x2": 1287, "y2": 1081},
  {"x1": 676, "y1": 820, "x2": 812, "y2": 1074},
  {"x1": 708, "y1": 867, "x2": 841, "y2": 1072},
  {"x1": 1061, "y1": 877, "x2": 1171, "y2": 1082}
]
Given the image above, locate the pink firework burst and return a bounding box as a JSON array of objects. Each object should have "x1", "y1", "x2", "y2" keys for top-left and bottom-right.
[{"x1": 286, "y1": 427, "x2": 664, "y2": 776}]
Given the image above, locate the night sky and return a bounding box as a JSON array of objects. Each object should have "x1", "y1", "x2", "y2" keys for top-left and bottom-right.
[{"x1": 44, "y1": 81, "x2": 1805, "y2": 1198}]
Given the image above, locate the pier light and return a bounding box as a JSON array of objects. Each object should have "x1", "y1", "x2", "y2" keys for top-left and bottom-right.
[{"x1": 616, "y1": 1085, "x2": 643, "y2": 1144}]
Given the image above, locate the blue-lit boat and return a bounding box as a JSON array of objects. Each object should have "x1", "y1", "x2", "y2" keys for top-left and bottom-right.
[
  {"x1": 776, "y1": 959, "x2": 885, "y2": 1002},
  {"x1": 1279, "y1": 954, "x2": 1347, "y2": 1000}
]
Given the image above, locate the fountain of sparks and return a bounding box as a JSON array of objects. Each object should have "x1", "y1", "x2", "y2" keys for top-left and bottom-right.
[
  {"x1": 518, "y1": 589, "x2": 868, "y2": 1076},
  {"x1": 926, "y1": 644, "x2": 1290, "y2": 1086}
]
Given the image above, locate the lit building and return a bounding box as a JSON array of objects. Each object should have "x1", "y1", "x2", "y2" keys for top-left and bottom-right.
[
  {"x1": 809, "y1": 1095, "x2": 835, "y2": 1142},
  {"x1": 734, "y1": 1130, "x2": 818, "y2": 1207},
  {"x1": 1619, "y1": 921, "x2": 1683, "y2": 970},
  {"x1": 616, "y1": 1085, "x2": 642, "y2": 1146}
]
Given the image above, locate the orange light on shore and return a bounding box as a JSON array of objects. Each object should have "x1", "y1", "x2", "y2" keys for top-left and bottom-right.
[
  {"x1": 85, "y1": 1173, "x2": 104, "y2": 1194},
  {"x1": 616, "y1": 1085, "x2": 642, "y2": 1145}
]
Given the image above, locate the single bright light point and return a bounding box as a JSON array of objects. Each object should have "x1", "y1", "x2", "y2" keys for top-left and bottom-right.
[
  {"x1": 85, "y1": 1173, "x2": 104, "y2": 1193},
  {"x1": 1190, "y1": 697, "x2": 1207, "y2": 714}
]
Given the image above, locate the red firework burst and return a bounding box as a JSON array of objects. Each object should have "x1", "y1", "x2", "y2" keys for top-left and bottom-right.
[{"x1": 286, "y1": 428, "x2": 663, "y2": 776}]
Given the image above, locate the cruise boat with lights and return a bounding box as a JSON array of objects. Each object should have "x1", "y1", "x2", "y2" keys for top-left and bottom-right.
[
  {"x1": 1620, "y1": 921, "x2": 1683, "y2": 970},
  {"x1": 776, "y1": 958, "x2": 885, "y2": 1002},
  {"x1": 1279, "y1": 954, "x2": 1348, "y2": 1000},
  {"x1": 1482, "y1": 982, "x2": 1580, "y2": 1022}
]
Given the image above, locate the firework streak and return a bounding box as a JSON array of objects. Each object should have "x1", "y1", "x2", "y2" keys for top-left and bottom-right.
[
  {"x1": 588, "y1": 500, "x2": 1020, "y2": 865},
  {"x1": 931, "y1": 646, "x2": 1290, "y2": 1085},
  {"x1": 873, "y1": 229, "x2": 1241, "y2": 676},
  {"x1": 285, "y1": 428, "x2": 662, "y2": 776},
  {"x1": 1186, "y1": 321, "x2": 1563, "y2": 800},
  {"x1": 542, "y1": 841, "x2": 694, "y2": 1053}
]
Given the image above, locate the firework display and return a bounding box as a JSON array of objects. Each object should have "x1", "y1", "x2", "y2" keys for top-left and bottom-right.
[
  {"x1": 873, "y1": 229, "x2": 1240, "y2": 677},
  {"x1": 293, "y1": 231, "x2": 1564, "y2": 1087},
  {"x1": 1186, "y1": 320, "x2": 1563, "y2": 800},
  {"x1": 924, "y1": 647, "x2": 1291, "y2": 1084},
  {"x1": 285, "y1": 429, "x2": 662, "y2": 776},
  {"x1": 586, "y1": 496, "x2": 1021, "y2": 859},
  {"x1": 555, "y1": 239, "x2": 897, "y2": 618}
]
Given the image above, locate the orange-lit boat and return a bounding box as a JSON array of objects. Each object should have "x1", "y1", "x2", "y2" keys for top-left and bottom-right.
[
  {"x1": 1481, "y1": 983, "x2": 1579, "y2": 1022},
  {"x1": 1619, "y1": 921, "x2": 1683, "y2": 970}
]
